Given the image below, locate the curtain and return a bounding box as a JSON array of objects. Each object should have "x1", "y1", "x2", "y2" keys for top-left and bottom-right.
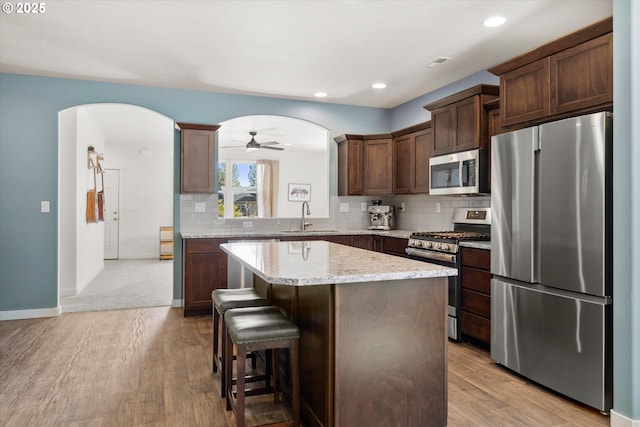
[{"x1": 256, "y1": 159, "x2": 279, "y2": 217}]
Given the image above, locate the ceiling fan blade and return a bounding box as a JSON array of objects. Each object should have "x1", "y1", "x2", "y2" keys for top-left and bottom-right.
[
  {"x1": 220, "y1": 145, "x2": 246, "y2": 149},
  {"x1": 259, "y1": 141, "x2": 280, "y2": 146},
  {"x1": 261, "y1": 145, "x2": 284, "y2": 151}
]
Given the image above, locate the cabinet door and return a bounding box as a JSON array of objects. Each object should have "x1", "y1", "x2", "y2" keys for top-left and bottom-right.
[
  {"x1": 500, "y1": 58, "x2": 550, "y2": 127},
  {"x1": 431, "y1": 106, "x2": 454, "y2": 156},
  {"x1": 413, "y1": 128, "x2": 432, "y2": 193},
  {"x1": 184, "y1": 251, "x2": 227, "y2": 315},
  {"x1": 337, "y1": 138, "x2": 364, "y2": 196},
  {"x1": 452, "y1": 97, "x2": 480, "y2": 153},
  {"x1": 382, "y1": 236, "x2": 408, "y2": 257},
  {"x1": 181, "y1": 128, "x2": 216, "y2": 193},
  {"x1": 393, "y1": 135, "x2": 413, "y2": 194},
  {"x1": 352, "y1": 235, "x2": 373, "y2": 250},
  {"x1": 550, "y1": 33, "x2": 613, "y2": 115},
  {"x1": 363, "y1": 138, "x2": 393, "y2": 195}
]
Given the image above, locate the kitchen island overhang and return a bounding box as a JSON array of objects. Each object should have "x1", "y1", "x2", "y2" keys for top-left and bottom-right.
[{"x1": 220, "y1": 240, "x2": 456, "y2": 427}]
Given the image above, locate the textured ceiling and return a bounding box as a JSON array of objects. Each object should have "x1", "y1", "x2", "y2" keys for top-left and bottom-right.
[{"x1": 0, "y1": 1, "x2": 612, "y2": 109}]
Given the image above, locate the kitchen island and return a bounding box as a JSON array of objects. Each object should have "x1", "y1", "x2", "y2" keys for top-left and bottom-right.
[{"x1": 220, "y1": 240, "x2": 456, "y2": 427}]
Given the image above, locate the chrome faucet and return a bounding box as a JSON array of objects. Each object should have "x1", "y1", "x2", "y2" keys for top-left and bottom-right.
[{"x1": 301, "y1": 201, "x2": 311, "y2": 231}]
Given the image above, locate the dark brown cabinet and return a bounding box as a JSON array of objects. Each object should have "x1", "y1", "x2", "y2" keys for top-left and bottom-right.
[
  {"x1": 381, "y1": 236, "x2": 408, "y2": 257},
  {"x1": 363, "y1": 135, "x2": 393, "y2": 195},
  {"x1": 424, "y1": 85, "x2": 499, "y2": 156},
  {"x1": 460, "y1": 246, "x2": 491, "y2": 348},
  {"x1": 183, "y1": 238, "x2": 227, "y2": 316},
  {"x1": 392, "y1": 122, "x2": 432, "y2": 194},
  {"x1": 335, "y1": 133, "x2": 393, "y2": 196},
  {"x1": 177, "y1": 122, "x2": 220, "y2": 194},
  {"x1": 490, "y1": 17, "x2": 612, "y2": 128},
  {"x1": 352, "y1": 235, "x2": 373, "y2": 250},
  {"x1": 335, "y1": 135, "x2": 364, "y2": 196}
]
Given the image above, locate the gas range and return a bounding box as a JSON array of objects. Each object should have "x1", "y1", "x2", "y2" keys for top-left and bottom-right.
[
  {"x1": 408, "y1": 231, "x2": 490, "y2": 255},
  {"x1": 406, "y1": 208, "x2": 490, "y2": 263},
  {"x1": 404, "y1": 207, "x2": 491, "y2": 342}
]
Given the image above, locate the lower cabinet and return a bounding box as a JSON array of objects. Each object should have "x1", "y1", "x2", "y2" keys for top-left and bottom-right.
[
  {"x1": 460, "y1": 246, "x2": 491, "y2": 348},
  {"x1": 183, "y1": 238, "x2": 227, "y2": 316},
  {"x1": 352, "y1": 235, "x2": 373, "y2": 250}
]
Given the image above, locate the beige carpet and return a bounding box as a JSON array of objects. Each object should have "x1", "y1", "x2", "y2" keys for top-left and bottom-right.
[{"x1": 61, "y1": 259, "x2": 173, "y2": 313}]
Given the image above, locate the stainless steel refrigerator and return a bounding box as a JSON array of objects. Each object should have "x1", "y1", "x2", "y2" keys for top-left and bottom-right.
[{"x1": 490, "y1": 111, "x2": 612, "y2": 412}]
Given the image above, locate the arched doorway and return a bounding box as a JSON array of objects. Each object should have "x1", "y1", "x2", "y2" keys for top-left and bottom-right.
[{"x1": 58, "y1": 103, "x2": 174, "y2": 312}]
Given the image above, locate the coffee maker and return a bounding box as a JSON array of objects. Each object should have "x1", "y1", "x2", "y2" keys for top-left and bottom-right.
[{"x1": 367, "y1": 200, "x2": 396, "y2": 230}]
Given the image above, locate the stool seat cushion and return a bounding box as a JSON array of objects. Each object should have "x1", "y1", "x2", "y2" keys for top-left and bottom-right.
[
  {"x1": 212, "y1": 288, "x2": 268, "y2": 314},
  {"x1": 225, "y1": 306, "x2": 300, "y2": 345}
]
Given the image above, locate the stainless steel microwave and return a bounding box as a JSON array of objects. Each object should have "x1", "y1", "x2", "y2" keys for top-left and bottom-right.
[{"x1": 429, "y1": 149, "x2": 489, "y2": 195}]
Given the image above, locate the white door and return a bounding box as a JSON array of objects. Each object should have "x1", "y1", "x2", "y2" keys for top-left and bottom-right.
[{"x1": 103, "y1": 169, "x2": 119, "y2": 259}]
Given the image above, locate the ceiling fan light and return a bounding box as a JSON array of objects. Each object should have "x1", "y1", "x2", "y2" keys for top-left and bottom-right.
[
  {"x1": 314, "y1": 92, "x2": 328, "y2": 98},
  {"x1": 246, "y1": 147, "x2": 259, "y2": 152},
  {"x1": 372, "y1": 82, "x2": 387, "y2": 89}
]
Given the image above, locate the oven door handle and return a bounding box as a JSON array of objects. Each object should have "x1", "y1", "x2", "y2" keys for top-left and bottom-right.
[{"x1": 405, "y1": 247, "x2": 457, "y2": 264}]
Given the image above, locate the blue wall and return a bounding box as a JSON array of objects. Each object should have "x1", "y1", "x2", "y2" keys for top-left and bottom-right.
[{"x1": 0, "y1": 73, "x2": 392, "y2": 312}]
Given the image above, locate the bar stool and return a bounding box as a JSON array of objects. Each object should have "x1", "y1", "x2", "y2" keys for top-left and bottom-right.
[
  {"x1": 225, "y1": 306, "x2": 300, "y2": 427},
  {"x1": 212, "y1": 288, "x2": 269, "y2": 397}
]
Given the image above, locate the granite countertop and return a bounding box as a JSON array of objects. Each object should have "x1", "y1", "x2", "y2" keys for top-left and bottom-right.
[
  {"x1": 459, "y1": 241, "x2": 491, "y2": 250},
  {"x1": 181, "y1": 229, "x2": 413, "y2": 240},
  {"x1": 220, "y1": 240, "x2": 456, "y2": 286}
]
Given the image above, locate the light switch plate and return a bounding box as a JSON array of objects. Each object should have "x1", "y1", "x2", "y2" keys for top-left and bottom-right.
[{"x1": 41, "y1": 201, "x2": 50, "y2": 213}]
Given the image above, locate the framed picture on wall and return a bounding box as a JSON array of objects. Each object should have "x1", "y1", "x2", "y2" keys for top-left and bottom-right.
[{"x1": 288, "y1": 183, "x2": 311, "y2": 201}]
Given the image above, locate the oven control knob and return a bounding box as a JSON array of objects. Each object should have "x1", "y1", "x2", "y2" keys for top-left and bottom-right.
[
  {"x1": 441, "y1": 244, "x2": 450, "y2": 251},
  {"x1": 424, "y1": 241, "x2": 432, "y2": 249}
]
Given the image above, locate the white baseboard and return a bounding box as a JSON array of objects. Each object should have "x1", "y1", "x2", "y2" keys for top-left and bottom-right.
[
  {"x1": 611, "y1": 409, "x2": 640, "y2": 427},
  {"x1": 0, "y1": 306, "x2": 61, "y2": 321},
  {"x1": 172, "y1": 299, "x2": 183, "y2": 308}
]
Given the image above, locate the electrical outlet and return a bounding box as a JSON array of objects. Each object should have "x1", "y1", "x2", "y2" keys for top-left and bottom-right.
[
  {"x1": 436, "y1": 202, "x2": 441, "y2": 213},
  {"x1": 243, "y1": 221, "x2": 253, "y2": 228},
  {"x1": 340, "y1": 203, "x2": 349, "y2": 212},
  {"x1": 400, "y1": 202, "x2": 406, "y2": 211},
  {"x1": 194, "y1": 202, "x2": 205, "y2": 213},
  {"x1": 41, "y1": 201, "x2": 50, "y2": 213},
  {"x1": 361, "y1": 202, "x2": 367, "y2": 212}
]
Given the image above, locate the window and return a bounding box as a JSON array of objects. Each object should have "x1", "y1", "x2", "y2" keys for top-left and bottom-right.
[{"x1": 218, "y1": 161, "x2": 257, "y2": 218}]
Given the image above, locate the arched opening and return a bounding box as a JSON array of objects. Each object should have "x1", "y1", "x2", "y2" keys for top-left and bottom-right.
[{"x1": 58, "y1": 103, "x2": 174, "y2": 312}]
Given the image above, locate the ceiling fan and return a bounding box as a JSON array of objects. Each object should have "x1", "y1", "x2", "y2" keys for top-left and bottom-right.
[{"x1": 222, "y1": 131, "x2": 284, "y2": 152}]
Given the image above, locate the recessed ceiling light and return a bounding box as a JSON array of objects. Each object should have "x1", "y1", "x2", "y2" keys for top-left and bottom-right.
[
  {"x1": 314, "y1": 92, "x2": 327, "y2": 98},
  {"x1": 372, "y1": 83, "x2": 387, "y2": 89},
  {"x1": 483, "y1": 16, "x2": 506, "y2": 27}
]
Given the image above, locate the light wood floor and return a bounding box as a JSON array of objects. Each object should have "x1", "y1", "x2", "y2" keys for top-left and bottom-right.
[{"x1": 0, "y1": 307, "x2": 610, "y2": 427}]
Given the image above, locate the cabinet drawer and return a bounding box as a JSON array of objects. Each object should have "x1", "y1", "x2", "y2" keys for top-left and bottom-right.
[
  {"x1": 461, "y1": 266, "x2": 491, "y2": 294},
  {"x1": 460, "y1": 247, "x2": 490, "y2": 269},
  {"x1": 461, "y1": 310, "x2": 491, "y2": 344},
  {"x1": 185, "y1": 238, "x2": 226, "y2": 254},
  {"x1": 382, "y1": 236, "x2": 408, "y2": 256},
  {"x1": 461, "y1": 289, "x2": 490, "y2": 318}
]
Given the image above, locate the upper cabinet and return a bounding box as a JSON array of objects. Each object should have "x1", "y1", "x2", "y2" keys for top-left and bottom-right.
[
  {"x1": 423, "y1": 85, "x2": 499, "y2": 157},
  {"x1": 335, "y1": 134, "x2": 364, "y2": 196},
  {"x1": 489, "y1": 17, "x2": 612, "y2": 128},
  {"x1": 392, "y1": 122, "x2": 432, "y2": 194},
  {"x1": 335, "y1": 133, "x2": 393, "y2": 196},
  {"x1": 363, "y1": 134, "x2": 393, "y2": 195},
  {"x1": 177, "y1": 122, "x2": 220, "y2": 194}
]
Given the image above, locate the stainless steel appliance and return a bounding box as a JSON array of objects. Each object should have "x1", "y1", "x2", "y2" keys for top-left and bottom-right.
[
  {"x1": 368, "y1": 204, "x2": 396, "y2": 230},
  {"x1": 429, "y1": 148, "x2": 489, "y2": 195},
  {"x1": 405, "y1": 208, "x2": 491, "y2": 340},
  {"x1": 490, "y1": 111, "x2": 612, "y2": 412}
]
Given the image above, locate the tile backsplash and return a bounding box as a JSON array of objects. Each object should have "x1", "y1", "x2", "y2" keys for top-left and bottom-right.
[{"x1": 180, "y1": 193, "x2": 490, "y2": 234}]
